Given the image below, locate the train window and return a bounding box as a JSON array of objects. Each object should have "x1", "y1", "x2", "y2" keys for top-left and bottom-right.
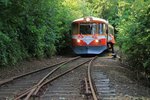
[
  {"x1": 72, "y1": 23, "x2": 78, "y2": 34},
  {"x1": 91, "y1": 23, "x2": 97, "y2": 34},
  {"x1": 98, "y1": 23, "x2": 106, "y2": 34},
  {"x1": 98, "y1": 24, "x2": 103, "y2": 34},
  {"x1": 80, "y1": 23, "x2": 97, "y2": 34}
]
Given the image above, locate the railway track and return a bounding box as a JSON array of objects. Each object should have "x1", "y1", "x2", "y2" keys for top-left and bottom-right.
[{"x1": 0, "y1": 56, "x2": 116, "y2": 100}]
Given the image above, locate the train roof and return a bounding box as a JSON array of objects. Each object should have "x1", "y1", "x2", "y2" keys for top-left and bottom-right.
[{"x1": 72, "y1": 16, "x2": 108, "y2": 24}]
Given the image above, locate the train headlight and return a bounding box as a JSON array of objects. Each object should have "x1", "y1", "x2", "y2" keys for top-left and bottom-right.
[
  {"x1": 95, "y1": 39, "x2": 99, "y2": 43},
  {"x1": 85, "y1": 17, "x2": 90, "y2": 22},
  {"x1": 77, "y1": 39, "x2": 80, "y2": 43}
]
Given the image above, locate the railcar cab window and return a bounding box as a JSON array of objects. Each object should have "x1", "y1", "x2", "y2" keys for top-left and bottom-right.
[
  {"x1": 79, "y1": 23, "x2": 105, "y2": 35},
  {"x1": 80, "y1": 23, "x2": 98, "y2": 34},
  {"x1": 98, "y1": 23, "x2": 105, "y2": 34},
  {"x1": 72, "y1": 23, "x2": 78, "y2": 34}
]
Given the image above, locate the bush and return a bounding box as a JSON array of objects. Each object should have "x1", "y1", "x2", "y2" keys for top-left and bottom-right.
[
  {"x1": 0, "y1": 0, "x2": 91, "y2": 66},
  {"x1": 117, "y1": 0, "x2": 150, "y2": 71}
]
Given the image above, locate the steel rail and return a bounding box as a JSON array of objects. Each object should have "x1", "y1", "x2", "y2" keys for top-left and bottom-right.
[
  {"x1": 88, "y1": 56, "x2": 98, "y2": 100},
  {"x1": 0, "y1": 58, "x2": 75, "y2": 86},
  {"x1": 14, "y1": 56, "x2": 80, "y2": 100}
]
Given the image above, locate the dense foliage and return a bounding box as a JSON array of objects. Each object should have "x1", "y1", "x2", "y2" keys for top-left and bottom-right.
[
  {"x1": 0, "y1": 0, "x2": 149, "y2": 74},
  {"x1": 0, "y1": 0, "x2": 90, "y2": 66},
  {"x1": 117, "y1": 0, "x2": 150, "y2": 72},
  {"x1": 88, "y1": 0, "x2": 150, "y2": 73}
]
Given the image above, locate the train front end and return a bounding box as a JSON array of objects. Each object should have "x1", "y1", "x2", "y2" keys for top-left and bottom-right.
[{"x1": 71, "y1": 17, "x2": 108, "y2": 54}]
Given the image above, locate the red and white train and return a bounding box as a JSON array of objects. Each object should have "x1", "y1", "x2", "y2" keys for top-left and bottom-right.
[{"x1": 71, "y1": 16, "x2": 115, "y2": 54}]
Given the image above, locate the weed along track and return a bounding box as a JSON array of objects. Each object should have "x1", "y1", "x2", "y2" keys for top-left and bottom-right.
[{"x1": 0, "y1": 56, "x2": 117, "y2": 100}]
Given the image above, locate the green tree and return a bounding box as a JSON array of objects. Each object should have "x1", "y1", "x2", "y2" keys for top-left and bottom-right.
[
  {"x1": 117, "y1": 0, "x2": 150, "y2": 71},
  {"x1": 0, "y1": 0, "x2": 91, "y2": 66}
]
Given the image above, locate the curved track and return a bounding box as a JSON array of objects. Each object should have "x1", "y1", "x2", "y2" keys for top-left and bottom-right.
[{"x1": 87, "y1": 56, "x2": 98, "y2": 100}]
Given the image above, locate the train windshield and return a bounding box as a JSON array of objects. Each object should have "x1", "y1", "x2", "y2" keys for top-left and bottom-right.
[{"x1": 80, "y1": 23, "x2": 105, "y2": 34}]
